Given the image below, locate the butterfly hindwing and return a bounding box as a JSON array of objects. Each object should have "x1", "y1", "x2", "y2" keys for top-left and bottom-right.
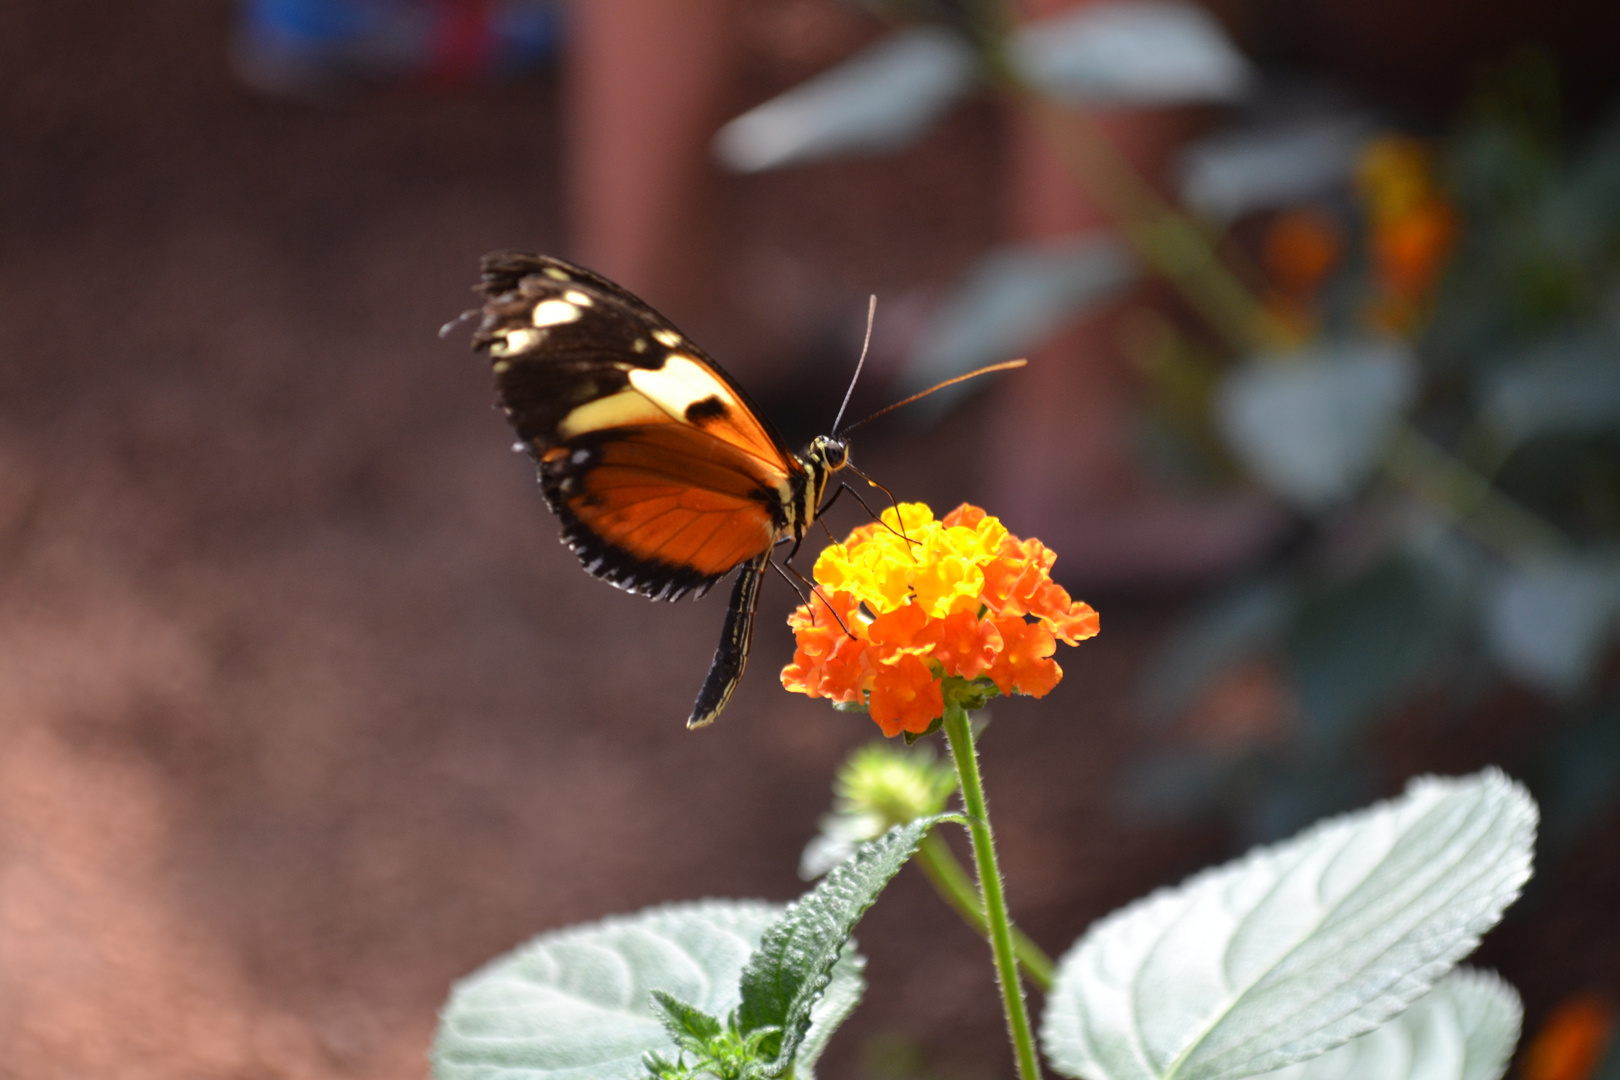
[
  {"x1": 539, "y1": 426, "x2": 781, "y2": 600},
  {"x1": 473, "y1": 251, "x2": 805, "y2": 602}
]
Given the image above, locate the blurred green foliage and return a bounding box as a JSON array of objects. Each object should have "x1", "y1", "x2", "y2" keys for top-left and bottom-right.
[{"x1": 715, "y1": 8, "x2": 1620, "y2": 849}]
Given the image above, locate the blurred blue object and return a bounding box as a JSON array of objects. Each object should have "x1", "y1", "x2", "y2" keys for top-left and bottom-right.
[{"x1": 232, "y1": 0, "x2": 558, "y2": 96}]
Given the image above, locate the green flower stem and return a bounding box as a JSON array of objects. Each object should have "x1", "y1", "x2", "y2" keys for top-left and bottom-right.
[
  {"x1": 1012, "y1": 94, "x2": 1280, "y2": 354},
  {"x1": 943, "y1": 701, "x2": 1043, "y2": 1080},
  {"x1": 914, "y1": 831, "x2": 1056, "y2": 990}
]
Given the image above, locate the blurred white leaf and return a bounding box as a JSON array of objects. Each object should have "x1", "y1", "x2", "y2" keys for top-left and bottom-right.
[
  {"x1": 1483, "y1": 556, "x2": 1620, "y2": 695},
  {"x1": 1478, "y1": 336, "x2": 1620, "y2": 444},
  {"x1": 799, "y1": 814, "x2": 879, "y2": 879},
  {"x1": 1215, "y1": 342, "x2": 1418, "y2": 511},
  {"x1": 1179, "y1": 117, "x2": 1373, "y2": 222},
  {"x1": 905, "y1": 234, "x2": 1135, "y2": 412},
  {"x1": 433, "y1": 900, "x2": 865, "y2": 1080},
  {"x1": 1253, "y1": 968, "x2": 1521, "y2": 1080},
  {"x1": 714, "y1": 27, "x2": 976, "y2": 173},
  {"x1": 1012, "y1": 0, "x2": 1254, "y2": 105},
  {"x1": 1041, "y1": 770, "x2": 1536, "y2": 1080}
]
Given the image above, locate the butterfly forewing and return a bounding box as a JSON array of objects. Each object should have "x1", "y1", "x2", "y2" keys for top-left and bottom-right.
[
  {"x1": 477, "y1": 252, "x2": 791, "y2": 469},
  {"x1": 473, "y1": 252, "x2": 805, "y2": 603}
]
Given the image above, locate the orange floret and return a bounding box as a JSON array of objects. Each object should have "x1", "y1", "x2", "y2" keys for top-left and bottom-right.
[
  {"x1": 781, "y1": 590, "x2": 868, "y2": 704},
  {"x1": 921, "y1": 609, "x2": 1002, "y2": 680},
  {"x1": 1354, "y1": 134, "x2": 1459, "y2": 333},
  {"x1": 868, "y1": 653, "x2": 946, "y2": 737},
  {"x1": 985, "y1": 617, "x2": 1061, "y2": 699},
  {"x1": 781, "y1": 502, "x2": 1099, "y2": 735}
]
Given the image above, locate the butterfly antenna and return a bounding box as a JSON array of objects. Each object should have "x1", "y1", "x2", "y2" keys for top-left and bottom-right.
[
  {"x1": 831, "y1": 295, "x2": 878, "y2": 436},
  {"x1": 840, "y1": 358, "x2": 1027, "y2": 435},
  {"x1": 439, "y1": 308, "x2": 478, "y2": 339}
]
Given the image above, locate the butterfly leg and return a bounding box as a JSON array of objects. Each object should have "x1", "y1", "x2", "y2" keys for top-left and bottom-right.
[
  {"x1": 776, "y1": 483, "x2": 866, "y2": 570},
  {"x1": 766, "y1": 557, "x2": 814, "y2": 608},
  {"x1": 768, "y1": 558, "x2": 855, "y2": 639},
  {"x1": 776, "y1": 510, "x2": 856, "y2": 637},
  {"x1": 841, "y1": 466, "x2": 914, "y2": 544},
  {"x1": 688, "y1": 549, "x2": 771, "y2": 728},
  {"x1": 808, "y1": 480, "x2": 914, "y2": 546}
]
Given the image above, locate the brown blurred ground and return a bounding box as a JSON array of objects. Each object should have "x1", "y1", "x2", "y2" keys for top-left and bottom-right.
[{"x1": 2, "y1": 3, "x2": 1618, "y2": 1080}]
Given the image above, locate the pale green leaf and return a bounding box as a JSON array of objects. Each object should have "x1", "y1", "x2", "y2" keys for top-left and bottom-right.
[
  {"x1": 1479, "y1": 336, "x2": 1620, "y2": 445},
  {"x1": 1482, "y1": 555, "x2": 1620, "y2": 695},
  {"x1": 1178, "y1": 117, "x2": 1373, "y2": 222},
  {"x1": 905, "y1": 235, "x2": 1134, "y2": 415},
  {"x1": 1253, "y1": 968, "x2": 1521, "y2": 1080},
  {"x1": 432, "y1": 900, "x2": 864, "y2": 1080},
  {"x1": 794, "y1": 953, "x2": 868, "y2": 1079},
  {"x1": 1215, "y1": 342, "x2": 1418, "y2": 511},
  {"x1": 1041, "y1": 770, "x2": 1536, "y2": 1080}
]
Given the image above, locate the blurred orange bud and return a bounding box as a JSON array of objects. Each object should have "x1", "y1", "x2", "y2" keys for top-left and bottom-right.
[
  {"x1": 1523, "y1": 994, "x2": 1617, "y2": 1080},
  {"x1": 1372, "y1": 199, "x2": 1458, "y2": 302},
  {"x1": 1183, "y1": 658, "x2": 1297, "y2": 750},
  {"x1": 1263, "y1": 209, "x2": 1344, "y2": 298},
  {"x1": 1353, "y1": 134, "x2": 1459, "y2": 333}
]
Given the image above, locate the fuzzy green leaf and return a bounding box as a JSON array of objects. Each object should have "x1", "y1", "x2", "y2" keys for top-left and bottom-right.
[
  {"x1": 1012, "y1": 0, "x2": 1254, "y2": 105},
  {"x1": 1215, "y1": 342, "x2": 1418, "y2": 512},
  {"x1": 905, "y1": 235, "x2": 1135, "y2": 417},
  {"x1": 649, "y1": 991, "x2": 723, "y2": 1051},
  {"x1": 737, "y1": 815, "x2": 954, "y2": 1074}
]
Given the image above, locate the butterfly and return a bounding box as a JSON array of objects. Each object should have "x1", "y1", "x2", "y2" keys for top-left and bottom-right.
[
  {"x1": 464, "y1": 251, "x2": 1023, "y2": 728},
  {"x1": 466, "y1": 251, "x2": 860, "y2": 729}
]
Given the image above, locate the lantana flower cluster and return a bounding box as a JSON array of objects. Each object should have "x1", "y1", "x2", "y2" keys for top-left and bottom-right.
[{"x1": 781, "y1": 503, "x2": 1099, "y2": 737}]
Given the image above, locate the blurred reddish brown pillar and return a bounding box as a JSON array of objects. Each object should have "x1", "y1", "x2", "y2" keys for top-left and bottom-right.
[{"x1": 564, "y1": 0, "x2": 738, "y2": 321}]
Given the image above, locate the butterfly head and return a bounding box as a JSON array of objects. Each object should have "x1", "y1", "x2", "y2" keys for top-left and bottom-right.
[
  {"x1": 806, "y1": 434, "x2": 849, "y2": 473},
  {"x1": 798, "y1": 434, "x2": 849, "y2": 522}
]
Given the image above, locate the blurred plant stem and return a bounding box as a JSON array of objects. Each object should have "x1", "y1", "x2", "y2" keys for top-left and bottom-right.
[
  {"x1": 972, "y1": 11, "x2": 1569, "y2": 563},
  {"x1": 944, "y1": 701, "x2": 1043, "y2": 1080},
  {"x1": 914, "y1": 830, "x2": 1056, "y2": 989},
  {"x1": 1017, "y1": 95, "x2": 1281, "y2": 353},
  {"x1": 1386, "y1": 427, "x2": 1566, "y2": 561}
]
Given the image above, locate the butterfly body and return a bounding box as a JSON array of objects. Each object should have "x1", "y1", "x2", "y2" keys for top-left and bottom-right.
[{"x1": 470, "y1": 251, "x2": 848, "y2": 727}]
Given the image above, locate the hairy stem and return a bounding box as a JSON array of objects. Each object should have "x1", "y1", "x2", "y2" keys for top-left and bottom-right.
[
  {"x1": 914, "y1": 831, "x2": 1056, "y2": 990},
  {"x1": 944, "y1": 703, "x2": 1042, "y2": 1080}
]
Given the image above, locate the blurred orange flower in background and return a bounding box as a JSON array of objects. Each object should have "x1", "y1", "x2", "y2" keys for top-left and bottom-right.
[
  {"x1": 1356, "y1": 135, "x2": 1459, "y2": 332},
  {"x1": 1261, "y1": 208, "x2": 1344, "y2": 340},
  {"x1": 781, "y1": 503, "x2": 1099, "y2": 737},
  {"x1": 1523, "y1": 994, "x2": 1617, "y2": 1080}
]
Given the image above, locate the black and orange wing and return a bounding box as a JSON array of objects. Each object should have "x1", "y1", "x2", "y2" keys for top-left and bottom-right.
[{"x1": 472, "y1": 251, "x2": 805, "y2": 601}]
